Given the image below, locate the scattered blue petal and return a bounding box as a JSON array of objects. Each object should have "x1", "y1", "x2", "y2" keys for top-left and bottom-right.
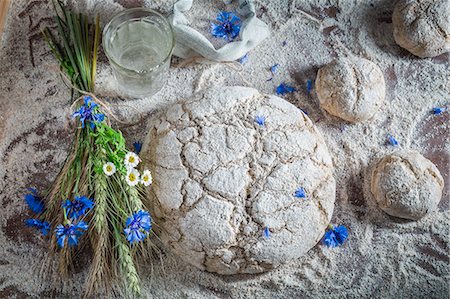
[
  {"x1": 266, "y1": 77, "x2": 273, "y2": 82},
  {"x1": 211, "y1": 11, "x2": 241, "y2": 41},
  {"x1": 300, "y1": 108, "x2": 308, "y2": 115},
  {"x1": 62, "y1": 196, "x2": 94, "y2": 220},
  {"x1": 72, "y1": 96, "x2": 105, "y2": 130},
  {"x1": 124, "y1": 210, "x2": 152, "y2": 244},
  {"x1": 133, "y1": 141, "x2": 143, "y2": 154},
  {"x1": 276, "y1": 83, "x2": 297, "y2": 95},
  {"x1": 55, "y1": 221, "x2": 88, "y2": 248},
  {"x1": 270, "y1": 64, "x2": 280, "y2": 75},
  {"x1": 282, "y1": 41, "x2": 287, "y2": 47},
  {"x1": 263, "y1": 226, "x2": 271, "y2": 239},
  {"x1": 238, "y1": 53, "x2": 249, "y2": 65},
  {"x1": 24, "y1": 188, "x2": 44, "y2": 214},
  {"x1": 294, "y1": 187, "x2": 306, "y2": 198},
  {"x1": 323, "y1": 225, "x2": 349, "y2": 247},
  {"x1": 432, "y1": 107, "x2": 446, "y2": 115},
  {"x1": 26, "y1": 219, "x2": 50, "y2": 236},
  {"x1": 306, "y1": 79, "x2": 313, "y2": 94},
  {"x1": 387, "y1": 134, "x2": 399, "y2": 146},
  {"x1": 255, "y1": 115, "x2": 266, "y2": 126}
]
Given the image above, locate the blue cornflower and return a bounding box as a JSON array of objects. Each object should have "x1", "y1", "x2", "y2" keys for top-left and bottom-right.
[
  {"x1": 211, "y1": 11, "x2": 241, "y2": 41},
  {"x1": 276, "y1": 83, "x2": 297, "y2": 95},
  {"x1": 72, "y1": 96, "x2": 105, "y2": 130},
  {"x1": 387, "y1": 134, "x2": 399, "y2": 146},
  {"x1": 270, "y1": 64, "x2": 280, "y2": 75},
  {"x1": 263, "y1": 226, "x2": 271, "y2": 239},
  {"x1": 306, "y1": 79, "x2": 313, "y2": 94},
  {"x1": 124, "y1": 210, "x2": 152, "y2": 244},
  {"x1": 62, "y1": 196, "x2": 94, "y2": 220},
  {"x1": 24, "y1": 188, "x2": 44, "y2": 214},
  {"x1": 55, "y1": 221, "x2": 88, "y2": 248},
  {"x1": 255, "y1": 115, "x2": 266, "y2": 126},
  {"x1": 238, "y1": 53, "x2": 249, "y2": 65},
  {"x1": 25, "y1": 219, "x2": 50, "y2": 236},
  {"x1": 294, "y1": 187, "x2": 306, "y2": 198},
  {"x1": 323, "y1": 225, "x2": 349, "y2": 247},
  {"x1": 432, "y1": 107, "x2": 446, "y2": 115},
  {"x1": 133, "y1": 141, "x2": 143, "y2": 154}
]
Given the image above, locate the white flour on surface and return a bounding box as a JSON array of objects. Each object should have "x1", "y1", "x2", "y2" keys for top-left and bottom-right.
[{"x1": 0, "y1": 0, "x2": 448, "y2": 298}]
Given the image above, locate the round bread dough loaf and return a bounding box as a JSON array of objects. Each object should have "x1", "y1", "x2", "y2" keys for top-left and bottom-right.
[
  {"x1": 392, "y1": 0, "x2": 450, "y2": 58},
  {"x1": 370, "y1": 150, "x2": 444, "y2": 220},
  {"x1": 315, "y1": 56, "x2": 385, "y2": 123},
  {"x1": 142, "y1": 86, "x2": 336, "y2": 275}
]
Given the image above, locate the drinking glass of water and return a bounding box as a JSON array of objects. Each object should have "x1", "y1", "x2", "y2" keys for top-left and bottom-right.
[{"x1": 103, "y1": 8, "x2": 175, "y2": 98}]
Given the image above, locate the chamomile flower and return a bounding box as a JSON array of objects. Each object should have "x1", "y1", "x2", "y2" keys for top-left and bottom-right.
[
  {"x1": 124, "y1": 152, "x2": 140, "y2": 168},
  {"x1": 126, "y1": 168, "x2": 140, "y2": 187},
  {"x1": 103, "y1": 162, "x2": 116, "y2": 176},
  {"x1": 141, "y1": 170, "x2": 153, "y2": 187}
]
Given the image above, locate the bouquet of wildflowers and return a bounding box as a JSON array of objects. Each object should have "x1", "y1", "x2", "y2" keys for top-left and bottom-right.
[{"x1": 25, "y1": 1, "x2": 155, "y2": 297}]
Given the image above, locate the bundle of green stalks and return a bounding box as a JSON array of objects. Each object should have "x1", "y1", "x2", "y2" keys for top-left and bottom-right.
[{"x1": 35, "y1": 1, "x2": 157, "y2": 298}]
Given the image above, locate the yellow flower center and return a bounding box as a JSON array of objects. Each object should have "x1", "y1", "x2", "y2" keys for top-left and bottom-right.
[
  {"x1": 106, "y1": 165, "x2": 112, "y2": 172},
  {"x1": 129, "y1": 173, "x2": 136, "y2": 181},
  {"x1": 129, "y1": 156, "x2": 135, "y2": 163},
  {"x1": 143, "y1": 175, "x2": 149, "y2": 182}
]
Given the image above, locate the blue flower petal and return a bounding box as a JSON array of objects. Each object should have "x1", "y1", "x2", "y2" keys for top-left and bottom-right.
[
  {"x1": 62, "y1": 196, "x2": 94, "y2": 220},
  {"x1": 55, "y1": 221, "x2": 88, "y2": 248},
  {"x1": 387, "y1": 134, "x2": 399, "y2": 146},
  {"x1": 432, "y1": 107, "x2": 446, "y2": 115},
  {"x1": 263, "y1": 226, "x2": 271, "y2": 239},
  {"x1": 124, "y1": 210, "x2": 152, "y2": 244},
  {"x1": 211, "y1": 11, "x2": 241, "y2": 41},
  {"x1": 255, "y1": 115, "x2": 266, "y2": 126},
  {"x1": 323, "y1": 225, "x2": 348, "y2": 247},
  {"x1": 238, "y1": 53, "x2": 249, "y2": 65},
  {"x1": 306, "y1": 79, "x2": 313, "y2": 94},
  {"x1": 72, "y1": 98, "x2": 104, "y2": 130},
  {"x1": 133, "y1": 141, "x2": 143, "y2": 154},
  {"x1": 24, "y1": 189, "x2": 44, "y2": 214},
  {"x1": 270, "y1": 64, "x2": 279, "y2": 74},
  {"x1": 57, "y1": 234, "x2": 66, "y2": 248},
  {"x1": 276, "y1": 83, "x2": 297, "y2": 95},
  {"x1": 25, "y1": 218, "x2": 50, "y2": 236},
  {"x1": 294, "y1": 187, "x2": 306, "y2": 198}
]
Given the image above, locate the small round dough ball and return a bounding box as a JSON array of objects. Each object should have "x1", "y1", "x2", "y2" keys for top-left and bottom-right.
[
  {"x1": 315, "y1": 56, "x2": 385, "y2": 123},
  {"x1": 371, "y1": 150, "x2": 444, "y2": 220},
  {"x1": 392, "y1": 0, "x2": 450, "y2": 58}
]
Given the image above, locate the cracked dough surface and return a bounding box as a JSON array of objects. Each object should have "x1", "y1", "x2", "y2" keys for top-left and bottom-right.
[
  {"x1": 315, "y1": 56, "x2": 385, "y2": 123},
  {"x1": 142, "y1": 86, "x2": 336, "y2": 275},
  {"x1": 392, "y1": 0, "x2": 450, "y2": 58},
  {"x1": 370, "y1": 150, "x2": 444, "y2": 220}
]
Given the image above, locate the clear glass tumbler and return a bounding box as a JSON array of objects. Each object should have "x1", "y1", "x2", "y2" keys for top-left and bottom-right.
[{"x1": 103, "y1": 8, "x2": 175, "y2": 98}]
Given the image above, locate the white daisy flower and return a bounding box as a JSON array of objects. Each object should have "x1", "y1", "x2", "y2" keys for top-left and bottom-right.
[
  {"x1": 103, "y1": 162, "x2": 116, "y2": 176},
  {"x1": 141, "y1": 170, "x2": 152, "y2": 187},
  {"x1": 125, "y1": 168, "x2": 140, "y2": 187},
  {"x1": 124, "y1": 152, "x2": 140, "y2": 168}
]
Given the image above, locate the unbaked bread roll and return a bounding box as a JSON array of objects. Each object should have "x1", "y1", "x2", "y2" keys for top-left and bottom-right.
[
  {"x1": 370, "y1": 150, "x2": 444, "y2": 220},
  {"x1": 392, "y1": 0, "x2": 450, "y2": 58},
  {"x1": 316, "y1": 56, "x2": 385, "y2": 123}
]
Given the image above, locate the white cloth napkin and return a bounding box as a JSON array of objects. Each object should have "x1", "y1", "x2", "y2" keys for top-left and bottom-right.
[{"x1": 169, "y1": 0, "x2": 270, "y2": 62}]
